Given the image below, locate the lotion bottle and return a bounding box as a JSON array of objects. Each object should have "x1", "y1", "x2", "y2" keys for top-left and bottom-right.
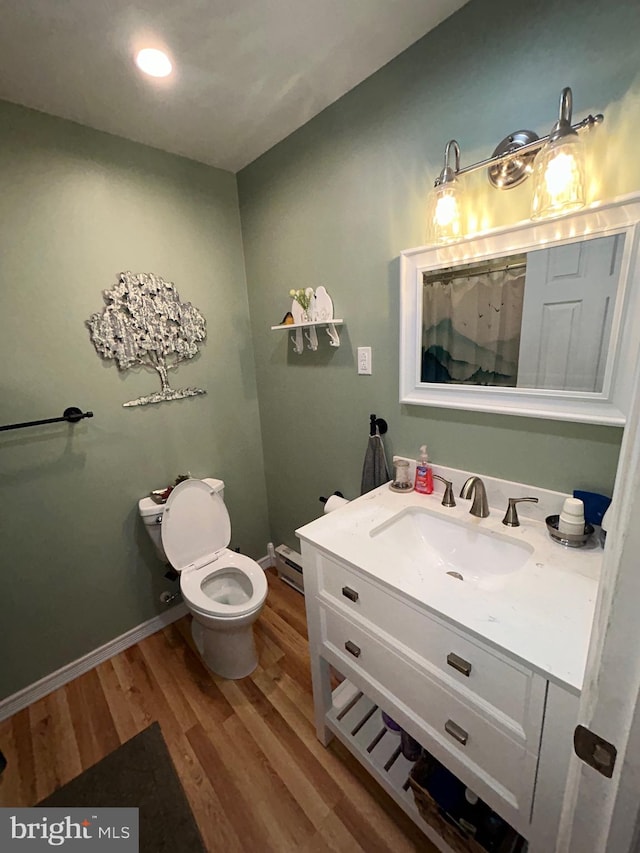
[{"x1": 414, "y1": 445, "x2": 434, "y2": 494}]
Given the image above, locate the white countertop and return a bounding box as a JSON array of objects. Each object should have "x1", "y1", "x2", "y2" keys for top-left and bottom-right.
[{"x1": 296, "y1": 476, "x2": 602, "y2": 694}]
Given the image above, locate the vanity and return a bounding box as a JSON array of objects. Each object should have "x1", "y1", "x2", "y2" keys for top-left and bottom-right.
[{"x1": 297, "y1": 467, "x2": 602, "y2": 853}]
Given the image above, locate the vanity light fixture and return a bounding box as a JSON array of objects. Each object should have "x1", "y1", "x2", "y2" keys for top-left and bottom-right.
[
  {"x1": 425, "y1": 140, "x2": 464, "y2": 245},
  {"x1": 426, "y1": 87, "x2": 603, "y2": 243},
  {"x1": 530, "y1": 88, "x2": 587, "y2": 220},
  {"x1": 135, "y1": 48, "x2": 173, "y2": 78}
]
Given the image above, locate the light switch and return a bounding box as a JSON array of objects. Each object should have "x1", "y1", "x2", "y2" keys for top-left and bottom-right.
[{"x1": 358, "y1": 347, "x2": 372, "y2": 375}]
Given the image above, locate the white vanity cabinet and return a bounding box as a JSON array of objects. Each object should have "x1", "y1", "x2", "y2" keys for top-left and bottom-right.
[{"x1": 301, "y1": 543, "x2": 580, "y2": 853}]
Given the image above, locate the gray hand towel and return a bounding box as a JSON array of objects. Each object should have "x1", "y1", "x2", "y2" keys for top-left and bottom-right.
[{"x1": 361, "y1": 433, "x2": 390, "y2": 495}]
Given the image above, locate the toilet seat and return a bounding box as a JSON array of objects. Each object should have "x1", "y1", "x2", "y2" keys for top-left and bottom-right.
[
  {"x1": 161, "y1": 478, "x2": 267, "y2": 618},
  {"x1": 180, "y1": 551, "x2": 268, "y2": 618}
]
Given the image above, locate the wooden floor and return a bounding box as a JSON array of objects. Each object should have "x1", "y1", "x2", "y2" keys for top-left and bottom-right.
[{"x1": 0, "y1": 571, "x2": 435, "y2": 852}]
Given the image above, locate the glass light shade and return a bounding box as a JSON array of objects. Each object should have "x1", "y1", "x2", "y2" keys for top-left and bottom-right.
[
  {"x1": 135, "y1": 48, "x2": 173, "y2": 78},
  {"x1": 530, "y1": 134, "x2": 586, "y2": 220},
  {"x1": 426, "y1": 180, "x2": 464, "y2": 244}
]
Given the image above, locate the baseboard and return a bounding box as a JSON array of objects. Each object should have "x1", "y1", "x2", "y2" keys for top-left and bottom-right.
[
  {"x1": 257, "y1": 554, "x2": 272, "y2": 570},
  {"x1": 0, "y1": 602, "x2": 188, "y2": 722}
]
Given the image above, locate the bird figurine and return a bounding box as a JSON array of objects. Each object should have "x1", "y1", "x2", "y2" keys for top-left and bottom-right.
[{"x1": 280, "y1": 311, "x2": 295, "y2": 325}]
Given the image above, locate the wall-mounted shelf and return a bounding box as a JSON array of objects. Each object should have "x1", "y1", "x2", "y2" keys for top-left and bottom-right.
[
  {"x1": 272, "y1": 286, "x2": 343, "y2": 354},
  {"x1": 271, "y1": 319, "x2": 345, "y2": 331},
  {"x1": 271, "y1": 319, "x2": 344, "y2": 354}
]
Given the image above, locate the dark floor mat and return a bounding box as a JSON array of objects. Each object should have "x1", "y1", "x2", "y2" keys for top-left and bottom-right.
[{"x1": 39, "y1": 722, "x2": 205, "y2": 852}]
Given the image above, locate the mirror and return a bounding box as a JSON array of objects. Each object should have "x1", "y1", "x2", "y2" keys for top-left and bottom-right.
[{"x1": 400, "y1": 195, "x2": 640, "y2": 424}]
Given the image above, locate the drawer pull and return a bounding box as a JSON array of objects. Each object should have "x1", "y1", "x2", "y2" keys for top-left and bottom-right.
[
  {"x1": 342, "y1": 586, "x2": 359, "y2": 602},
  {"x1": 345, "y1": 640, "x2": 361, "y2": 658},
  {"x1": 447, "y1": 652, "x2": 472, "y2": 677},
  {"x1": 445, "y1": 719, "x2": 468, "y2": 746}
]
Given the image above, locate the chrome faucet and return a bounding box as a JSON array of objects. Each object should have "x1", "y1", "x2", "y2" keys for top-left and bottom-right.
[{"x1": 460, "y1": 476, "x2": 489, "y2": 518}]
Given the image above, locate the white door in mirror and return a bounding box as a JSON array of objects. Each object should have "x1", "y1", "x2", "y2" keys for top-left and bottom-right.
[{"x1": 518, "y1": 236, "x2": 622, "y2": 392}]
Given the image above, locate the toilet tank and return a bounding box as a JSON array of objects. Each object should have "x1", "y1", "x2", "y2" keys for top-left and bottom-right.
[{"x1": 138, "y1": 477, "x2": 225, "y2": 562}]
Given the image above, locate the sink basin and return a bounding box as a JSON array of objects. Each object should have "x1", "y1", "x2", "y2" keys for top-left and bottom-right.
[{"x1": 369, "y1": 506, "x2": 533, "y2": 584}]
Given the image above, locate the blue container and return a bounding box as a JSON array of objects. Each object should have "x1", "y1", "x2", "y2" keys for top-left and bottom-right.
[
  {"x1": 573, "y1": 490, "x2": 611, "y2": 526},
  {"x1": 381, "y1": 711, "x2": 401, "y2": 732}
]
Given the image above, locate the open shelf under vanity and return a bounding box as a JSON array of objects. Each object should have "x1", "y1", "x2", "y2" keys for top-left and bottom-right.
[{"x1": 328, "y1": 680, "x2": 526, "y2": 853}]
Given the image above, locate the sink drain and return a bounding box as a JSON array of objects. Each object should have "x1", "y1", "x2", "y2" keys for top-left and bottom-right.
[{"x1": 446, "y1": 571, "x2": 464, "y2": 581}]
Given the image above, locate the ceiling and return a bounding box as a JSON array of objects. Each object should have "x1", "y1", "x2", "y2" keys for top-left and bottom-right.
[{"x1": 0, "y1": 0, "x2": 468, "y2": 172}]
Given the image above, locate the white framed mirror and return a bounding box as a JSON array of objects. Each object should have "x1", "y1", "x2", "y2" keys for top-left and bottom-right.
[{"x1": 400, "y1": 193, "x2": 640, "y2": 425}]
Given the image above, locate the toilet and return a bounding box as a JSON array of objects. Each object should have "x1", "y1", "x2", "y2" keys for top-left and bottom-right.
[{"x1": 138, "y1": 477, "x2": 268, "y2": 679}]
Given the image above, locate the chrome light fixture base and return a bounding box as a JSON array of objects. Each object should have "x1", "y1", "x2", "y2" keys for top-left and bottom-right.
[
  {"x1": 434, "y1": 139, "x2": 461, "y2": 187},
  {"x1": 487, "y1": 130, "x2": 540, "y2": 189}
]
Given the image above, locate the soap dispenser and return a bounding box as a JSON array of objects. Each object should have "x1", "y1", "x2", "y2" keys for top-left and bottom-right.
[{"x1": 414, "y1": 445, "x2": 434, "y2": 494}]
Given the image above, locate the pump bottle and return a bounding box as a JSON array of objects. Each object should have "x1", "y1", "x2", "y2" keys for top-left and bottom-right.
[{"x1": 414, "y1": 445, "x2": 433, "y2": 494}]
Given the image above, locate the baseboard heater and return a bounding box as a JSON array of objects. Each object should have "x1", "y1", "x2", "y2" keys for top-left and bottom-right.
[{"x1": 275, "y1": 544, "x2": 304, "y2": 594}]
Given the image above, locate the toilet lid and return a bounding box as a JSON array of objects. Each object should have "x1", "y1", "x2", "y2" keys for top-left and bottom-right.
[{"x1": 161, "y1": 478, "x2": 231, "y2": 572}]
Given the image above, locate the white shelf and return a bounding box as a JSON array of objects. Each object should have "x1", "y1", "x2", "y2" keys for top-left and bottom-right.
[
  {"x1": 326, "y1": 683, "x2": 457, "y2": 853},
  {"x1": 270, "y1": 319, "x2": 344, "y2": 331},
  {"x1": 272, "y1": 319, "x2": 343, "y2": 354},
  {"x1": 273, "y1": 286, "x2": 343, "y2": 353}
]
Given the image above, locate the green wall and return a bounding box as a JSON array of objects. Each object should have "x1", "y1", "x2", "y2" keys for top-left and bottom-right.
[
  {"x1": 0, "y1": 101, "x2": 269, "y2": 699},
  {"x1": 238, "y1": 0, "x2": 640, "y2": 551},
  {"x1": 2, "y1": 0, "x2": 639, "y2": 701}
]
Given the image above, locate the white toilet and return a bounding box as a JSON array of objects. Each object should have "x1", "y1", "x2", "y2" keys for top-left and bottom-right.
[{"x1": 138, "y1": 477, "x2": 268, "y2": 679}]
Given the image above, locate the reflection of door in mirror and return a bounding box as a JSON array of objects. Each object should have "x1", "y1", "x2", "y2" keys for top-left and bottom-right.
[{"x1": 518, "y1": 235, "x2": 624, "y2": 392}]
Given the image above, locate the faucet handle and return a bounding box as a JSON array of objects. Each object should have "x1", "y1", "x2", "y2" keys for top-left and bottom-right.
[
  {"x1": 502, "y1": 497, "x2": 539, "y2": 527},
  {"x1": 433, "y1": 475, "x2": 456, "y2": 507}
]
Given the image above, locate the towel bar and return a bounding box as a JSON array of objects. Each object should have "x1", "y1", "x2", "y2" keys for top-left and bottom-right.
[{"x1": 0, "y1": 406, "x2": 94, "y2": 432}]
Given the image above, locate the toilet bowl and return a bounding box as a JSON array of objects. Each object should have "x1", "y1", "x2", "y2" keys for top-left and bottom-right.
[{"x1": 138, "y1": 477, "x2": 268, "y2": 679}]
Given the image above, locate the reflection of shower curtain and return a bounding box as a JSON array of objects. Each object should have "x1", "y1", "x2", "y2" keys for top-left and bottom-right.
[{"x1": 421, "y1": 268, "x2": 525, "y2": 386}]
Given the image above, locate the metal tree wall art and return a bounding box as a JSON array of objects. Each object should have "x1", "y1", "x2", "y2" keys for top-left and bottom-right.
[{"x1": 87, "y1": 271, "x2": 207, "y2": 407}]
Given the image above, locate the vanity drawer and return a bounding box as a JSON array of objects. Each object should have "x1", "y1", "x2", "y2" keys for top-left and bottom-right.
[
  {"x1": 318, "y1": 554, "x2": 544, "y2": 741},
  {"x1": 320, "y1": 604, "x2": 537, "y2": 820}
]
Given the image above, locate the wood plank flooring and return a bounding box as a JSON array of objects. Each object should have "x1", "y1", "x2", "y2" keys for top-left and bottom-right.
[{"x1": 0, "y1": 571, "x2": 435, "y2": 851}]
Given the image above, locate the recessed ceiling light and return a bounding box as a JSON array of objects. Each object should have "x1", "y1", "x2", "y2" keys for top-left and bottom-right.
[{"x1": 135, "y1": 48, "x2": 173, "y2": 78}]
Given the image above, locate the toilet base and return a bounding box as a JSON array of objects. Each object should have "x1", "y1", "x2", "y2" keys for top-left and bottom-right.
[{"x1": 191, "y1": 616, "x2": 259, "y2": 680}]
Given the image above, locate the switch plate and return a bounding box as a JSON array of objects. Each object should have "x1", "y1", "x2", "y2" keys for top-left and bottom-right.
[{"x1": 357, "y1": 347, "x2": 372, "y2": 375}]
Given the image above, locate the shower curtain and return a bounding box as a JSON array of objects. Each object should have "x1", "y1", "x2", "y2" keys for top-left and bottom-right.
[{"x1": 421, "y1": 266, "x2": 526, "y2": 387}]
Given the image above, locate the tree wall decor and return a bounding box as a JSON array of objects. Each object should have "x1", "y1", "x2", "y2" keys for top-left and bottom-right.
[{"x1": 87, "y1": 271, "x2": 207, "y2": 407}]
